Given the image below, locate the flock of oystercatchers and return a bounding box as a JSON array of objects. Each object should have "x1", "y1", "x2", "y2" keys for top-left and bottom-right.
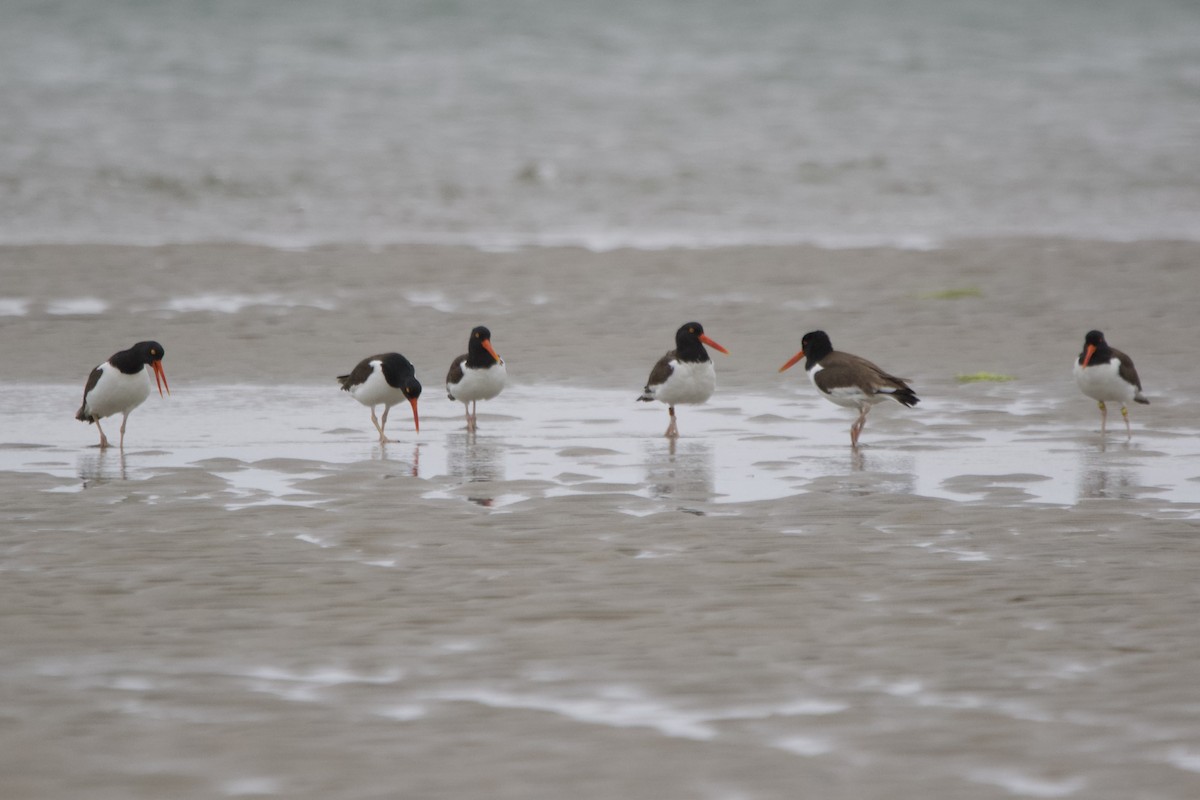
[{"x1": 75, "y1": 324, "x2": 1149, "y2": 451}]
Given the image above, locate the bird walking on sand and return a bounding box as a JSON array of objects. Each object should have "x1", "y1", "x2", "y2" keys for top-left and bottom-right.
[
  {"x1": 76, "y1": 340, "x2": 170, "y2": 449},
  {"x1": 1074, "y1": 329, "x2": 1148, "y2": 436},
  {"x1": 338, "y1": 353, "x2": 422, "y2": 443},
  {"x1": 638, "y1": 321, "x2": 729, "y2": 438},
  {"x1": 779, "y1": 330, "x2": 918, "y2": 448},
  {"x1": 446, "y1": 326, "x2": 506, "y2": 433}
]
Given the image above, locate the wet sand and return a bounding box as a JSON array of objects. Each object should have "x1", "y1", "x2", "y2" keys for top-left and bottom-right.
[{"x1": 2, "y1": 240, "x2": 1200, "y2": 799}]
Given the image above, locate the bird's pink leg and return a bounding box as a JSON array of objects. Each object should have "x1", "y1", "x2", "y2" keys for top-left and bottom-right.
[
  {"x1": 370, "y1": 408, "x2": 386, "y2": 442},
  {"x1": 664, "y1": 406, "x2": 679, "y2": 438}
]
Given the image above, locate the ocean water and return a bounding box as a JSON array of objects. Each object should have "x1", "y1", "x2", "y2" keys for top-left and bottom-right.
[{"x1": 2, "y1": 0, "x2": 1198, "y2": 248}]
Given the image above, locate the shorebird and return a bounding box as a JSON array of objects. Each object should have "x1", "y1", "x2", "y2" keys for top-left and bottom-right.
[
  {"x1": 637, "y1": 321, "x2": 729, "y2": 437},
  {"x1": 779, "y1": 329, "x2": 918, "y2": 448},
  {"x1": 76, "y1": 340, "x2": 170, "y2": 449},
  {"x1": 446, "y1": 326, "x2": 506, "y2": 433},
  {"x1": 337, "y1": 352, "x2": 422, "y2": 443},
  {"x1": 1073, "y1": 329, "x2": 1148, "y2": 436}
]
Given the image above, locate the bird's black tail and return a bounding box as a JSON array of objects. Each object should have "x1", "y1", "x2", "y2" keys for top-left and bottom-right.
[{"x1": 887, "y1": 388, "x2": 920, "y2": 407}]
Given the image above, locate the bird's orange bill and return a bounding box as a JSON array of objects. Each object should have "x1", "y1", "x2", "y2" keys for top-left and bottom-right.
[
  {"x1": 482, "y1": 339, "x2": 502, "y2": 362},
  {"x1": 151, "y1": 360, "x2": 170, "y2": 396},
  {"x1": 699, "y1": 334, "x2": 729, "y2": 355},
  {"x1": 409, "y1": 397, "x2": 420, "y2": 433},
  {"x1": 1082, "y1": 343, "x2": 1096, "y2": 367},
  {"x1": 778, "y1": 350, "x2": 805, "y2": 373}
]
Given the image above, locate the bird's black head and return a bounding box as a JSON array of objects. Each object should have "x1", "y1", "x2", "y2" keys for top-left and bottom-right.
[
  {"x1": 676, "y1": 322, "x2": 705, "y2": 346},
  {"x1": 132, "y1": 341, "x2": 166, "y2": 364},
  {"x1": 466, "y1": 325, "x2": 501, "y2": 366},
  {"x1": 800, "y1": 330, "x2": 833, "y2": 361},
  {"x1": 121, "y1": 341, "x2": 170, "y2": 396},
  {"x1": 674, "y1": 321, "x2": 728, "y2": 362},
  {"x1": 1079, "y1": 330, "x2": 1112, "y2": 367},
  {"x1": 404, "y1": 378, "x2": 423, "y2": 400}
]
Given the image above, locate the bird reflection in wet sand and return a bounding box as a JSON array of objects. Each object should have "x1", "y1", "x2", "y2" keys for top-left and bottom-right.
[
  {"x1": 447, "y1": 433, "x2": 504, "y2": 506},
  {"x1": 372, "y1": 443, "x2": 421, "y2": 478},
  {"x1": 1079, "y1": 441, "x2": 1139, "y2": 500},
  {"x1": 644, "y1": 438, "x2": 714, "y2": 505},
  {"x1": 78, "y1": 448, "x2": 127, "y2": 488}
]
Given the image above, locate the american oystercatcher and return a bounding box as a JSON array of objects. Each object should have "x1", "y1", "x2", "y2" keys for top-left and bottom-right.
[
  {"x1": 1074, "y1": 329, "x2": 1148, "y2": 436},
  {"x1": 337, "y1": 353, "x2": 422, "y2": 443},
  {"x1": 637, "y1": 321, "x2": 729, "y2": 438},
  {"x1": 446, "y1": 326, "x2": 506, "y2": 433},
  {"x1": 779, "y1": 330, "x2": 918, "y2": 448},
  {"x1": 75, "y1": 340, "x2": 170, "y2": 449}
]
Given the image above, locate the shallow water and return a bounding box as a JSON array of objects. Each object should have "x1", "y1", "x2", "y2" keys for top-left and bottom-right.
[{"x1": 4, "y1": 382, "x2": 1197, "y2": 516}]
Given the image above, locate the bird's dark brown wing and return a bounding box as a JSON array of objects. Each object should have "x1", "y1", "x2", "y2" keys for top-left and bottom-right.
[
  {"x1": 814, "y1": 351, "x2": 913, "y2": 395},
  {"x1": 641, "y1": 350, "x2": 677, "y2": 393},
  {"x1": 75, "y1": 365, "x2": 103, "y2": 421},
  {"x1": 1110, "y1": 348, "x2": 1143, "y2": 392},
  {"x1": 445, "y1": 354, "x2": 467, "y2": 398},
  {"x1": 337, "y1": 355, "x2": 382, "y2": 391}
]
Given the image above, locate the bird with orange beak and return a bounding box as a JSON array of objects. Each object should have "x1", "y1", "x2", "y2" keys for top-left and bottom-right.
[
  {"x1": 1073, "y1": 329, "x2": 1148, "y2": 436},
  {"x1": 638, "y1": 321, "x2": 729, "y2": 437},
  {"x1": 76, "y1": 340, "x2": 170, "y2": 449},
  {"x1": 446, "y1": 325, "x2": 506, "y2": 433},
  {"x1": 338, "y1": 352, "x2": 422, "y2": 444},
  {"x1": 779, "y1": 330, "x2": 918, "y2": 448}
]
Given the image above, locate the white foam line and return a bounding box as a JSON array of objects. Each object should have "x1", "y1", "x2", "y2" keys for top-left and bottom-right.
[
  {"x1": 1163, "y1": 747, "x2": 1200, "y2": 773},
  {"x1": 161, "y1": 293, "x2": 335, "y2": 313},
  {"x1": 429, "y1": 686, "x2": 717, "y2": 740},
  {"x1": 772, "y1": 736, "x2": 835, "y2": 757},
  {"x1": 427, "y1": 686, "x2": 847, "y2": 741},
  {"x1": 240, "y1": 666, "x2": 403, "y2": 686},
  {"x1": 375, "y1": 704, "x2": 428, "y2": 722},
  {"x1": 46, "y1": 297, "x2": 108, "y2": 315},
  {"x1": 0, "y1": 298, "x2": 31, "y2": 316},
  {"x1": 403, "y1": 290, "x2": 459, "y2": 313},
  {"x1": 966, "y1": 768, "x2": 1086, "y2": 798}
]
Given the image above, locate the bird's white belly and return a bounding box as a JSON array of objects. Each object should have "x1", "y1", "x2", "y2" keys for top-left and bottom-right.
[
  {"x1": 808, "y1": 364, "x2": 885, "y2": 410},
  {"x1": 449, "y1": 360, "x2": 507, "y2": 403},
  {"x1": 654, "y1": 360, "x2": 716, "y2": 406},
  {"x1": 85, "y1": 364, "x2": 151, "y2": 418},
  {"x1": 350, "y1": 363, "x2": 403, "y2": 407},
  {"x1": 1074, "y1": 360, "x2": 1135, "y2": 403}
]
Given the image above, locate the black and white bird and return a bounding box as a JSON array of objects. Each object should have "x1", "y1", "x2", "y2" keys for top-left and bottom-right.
[
  {"x1": 637, "y1": 321, "x2": 729, "y2": 437},
  {"x1": 75, "y1": 340, "x2": 170, "y2": 449},
  {"x1": 445, "y1": 326, "x2": 506, "y2": 433},
  {"x1": 1073, "y1": 329, "x2": 1148, "y2": 436},
  {"x1": 779, "y1": 330, "x2": 918, "y2": 448},
  {"x1": 337, "y1": 353, "x2": 422, "y2": 443}
]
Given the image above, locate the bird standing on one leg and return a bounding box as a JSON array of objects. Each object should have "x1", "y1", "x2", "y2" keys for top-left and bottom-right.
[
  {"x1": 779, "y1": 330, "x2": 918, "y2": 448},
  {"x1": 1073, "y1": 329, "x2": 1148, "y2": 436},
  {"x1": 637, "y1": 321, "x2": 729, "y2": 438},
  {"x1": 446, "y1": 326, "x2": 506, "y2": 433},
  {"x1": 76, "y1": 341, "x2": 170, "y2": 449},
  {"x1": 337, "y1": 353, "x2": 422, "y2": 444}
]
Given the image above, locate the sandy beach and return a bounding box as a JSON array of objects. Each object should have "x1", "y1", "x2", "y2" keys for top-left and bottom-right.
[{"x1": 2, "y1": 240, "x2": 1199, "y2": 799}]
